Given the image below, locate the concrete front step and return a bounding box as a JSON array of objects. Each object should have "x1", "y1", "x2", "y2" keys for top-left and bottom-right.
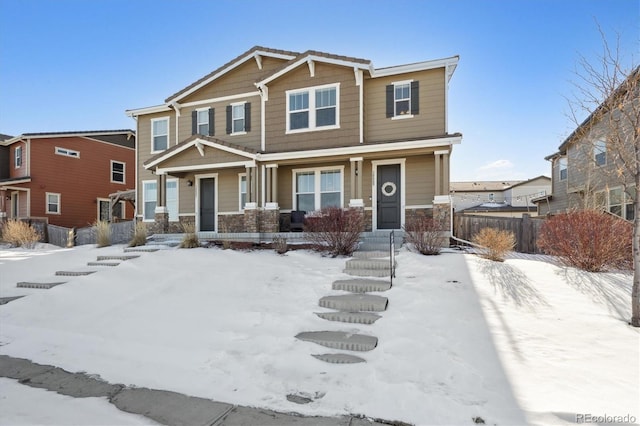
[
  {"x1": 312, "y1": 353, "x2": 366, "y2": 364},
  {"x1": 55, "y1": 269, "x2": 97, "y2": 277},
  {"x1": 295, "y1": 331, "x2": 378, "y2": 352},
  {"x1": 345, "y1": 258, "x2": 394, "y2": 271},
  {"x1": 87, "y1": 261, "x2": 121, "y2": 267},
  {"x1": 319, "y1": 294, "x2": 388, "y2": 312},
  {"x1": 0, "y1": 296, "x2": 25, "y2": 305},
  {"x1": 17, "y1": 281, "x2": 66, "y2": 289},
  {"x1": 352, "y1": 251, "x2": 390, "y2": 259},
  {"x1": 358, "y1": 242, "x2": 395, "y2": 252},
  {"x1": 96, "y1": 255, "x2": 140, "y2": 261},
  {"x1": 332, "y1": 278, "x2": 391, "y2": 293},
  {"x1": 345, "y1": 269, "x2": 390, "y2": 278},
  {"x1": 315, "y1": 311, "x2": 382, "y2": 324}
]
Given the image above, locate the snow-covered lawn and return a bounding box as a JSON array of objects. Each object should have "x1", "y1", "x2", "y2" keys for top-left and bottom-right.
[{"x1": 0, "y1": 244, "x2": 638, "y2": 425}]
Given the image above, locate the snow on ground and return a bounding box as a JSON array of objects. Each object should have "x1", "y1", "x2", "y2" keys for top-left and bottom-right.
[
  {"x1": 0, "y1": 244, "x2": 638, "y2": 425},
  {"x1": 0, "y1": 378, "x2": 158, "y2": 425}
]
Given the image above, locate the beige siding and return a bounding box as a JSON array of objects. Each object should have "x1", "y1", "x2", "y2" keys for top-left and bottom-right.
[
  {"x1": 216, "y1": 169, "x2": 244, "y2": 212},
  {"x1": 265, "y1": 63, "x2": 360, "y2": 152},
  {"x1": 405, "y1": 155, "x2": 436, "y2": 205},
  {"x1": 180, "y1": 56, "x2": 288, "y2": 104},
  {"x1": 364, "y1": 68, "x2": 446, "y2": 142}
]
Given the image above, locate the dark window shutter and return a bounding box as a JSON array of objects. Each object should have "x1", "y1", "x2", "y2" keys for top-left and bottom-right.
[
  {"x1": 208, "y1": 108, "x2": 215, "y2": 136},
  {"x1": 244, "y1": 102, "x2": 251, "y2": 132},
  {"x1": 385, "y1": 84, "x2": 394, "y2": 118},
  {"x1": 226, "y1": 105, "x2": 232, "y2": 134},
  {"x1": 410, "y1": 81, "x2": 419, "y2": 115},
  {"x1": 191, "y1": 110, "x2": 197, "y2": 135}
]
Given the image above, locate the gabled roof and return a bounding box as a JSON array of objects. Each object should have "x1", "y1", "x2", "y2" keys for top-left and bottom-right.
[
  {"x1": 547, "y1": 66, "x2": 640, "y2": 159},
  {"x1": 165, "y1": 46, "x2": 299, "y2": 104},
  {"x1": 450, "y1": 180, "x2": 522, "y2": 192},
  {"x1": 144, "y1": 134, "x2": 257, "y2": 169},
  {"x1": 0, "y1": 133, "x2": 13, "y2": 141},
  {"x1": 507, "y1": 175, "x2": 551, "y2": 189},
  {"x1": 2, "y1": 130, "x2": 136, "y2": 148}
]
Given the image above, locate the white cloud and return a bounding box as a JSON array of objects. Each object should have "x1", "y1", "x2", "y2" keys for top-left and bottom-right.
[
  {"x1": 474, "y1": 159, "x2": 527, "y2": 180},
  {"x1": 478, "y1": 159, "x2": 514, "y2": 171}
]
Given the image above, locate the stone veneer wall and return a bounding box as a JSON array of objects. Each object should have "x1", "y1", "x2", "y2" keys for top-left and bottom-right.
[
  {"x1": 218, "y1": 214, "x2": 244, "y2": 233},
  {"x1": 432, "y1": 203, "x2": 452, "y2": 232}
]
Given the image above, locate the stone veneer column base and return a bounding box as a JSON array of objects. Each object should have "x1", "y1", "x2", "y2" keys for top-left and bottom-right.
[
  {"x1": 151, "y1": 211, "x2": 169, "y2": 234},
  {"x1": 260, "y1": 208, "x2": 280, "y2": 233},
  {"x1": 432, "y1": 196, "x2": 452, "y2": 233},
  {"x1": 244, "y1": 206, "x2": 259, "y2": 233}
]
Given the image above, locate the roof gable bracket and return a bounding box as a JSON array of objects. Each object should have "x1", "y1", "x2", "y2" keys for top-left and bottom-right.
[
  {"x1": 254, "y1": 53, "x2": 263, "y2": 70},
  {"x1": 195, "y1": 140, "x2": 205, "y2": 157},
  {"x1": 307, "y1": 59, "x2": 315, "y2": 77}
]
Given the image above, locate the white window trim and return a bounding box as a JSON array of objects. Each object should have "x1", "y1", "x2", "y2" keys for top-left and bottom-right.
[
  {"x1": 558, "y1": 157, "x2": 568, "y2": 181},
  {"x1": 594, "y1": 140, "x2": 607, "y2": 167},
  {"x1": 196, "y1": 107, "x2": 210, "y2": 135},
  {"x1": 111, "y1": 160, "x2": 126, "y2": 184},
  {"x1": 166, "y1": 179, "x2": 179, "y2": 222},
  {"x1": 230, "y1": 102, "x2": 247, "y2": 136},
  {"x1": 292, "y1": 165, "x2": 344, "y2": 211},
  {"x1": 151, "y1": 116, "x2": 170, "y2": 154},
  {"x1": 239, "y1": 173, "x2": 247, "y2": 211},
  {"x1": 142, "y1": 180, "x2": 157, "y2": 222},
  {"x1": 55, "y1": 147, "x2": 80, "y2": 158},
  {"x1": 46, "y1": 192, "x2": 61, "y2": 215},
  {"x1": 286, "y1": 83, "x2": 340, "y2": 134},
  {"x1": 14, "y1": 146, "x2": 22, "y2": 168},
  {"x1": 391, "y1": 79, "x2": 414, "y2": 120}
]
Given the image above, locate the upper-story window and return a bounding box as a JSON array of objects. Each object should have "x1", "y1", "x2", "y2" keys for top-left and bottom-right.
[
  {"x1": 559, "y1": 157, "x2": 568, "y2": 181},
  {"x1": 192, "y1": 108, "x2": 214, "y2": 136},
  {"x1": 111, "y1": 161, "x2": 125, "y2": 184},
  {"x1": 55, "y1": 147, "x2": 80, "y2": 158},
  {"x1": 594, "y1": 140, "x2": 607, "y2": 167},
  {"x1": 14, "y1": 146, "x2": 22, "y2": 168},
  {"x1": 226, "y1": 102, "x2": 250, "y2": 135},
  {"x1": 386, "y1": 80, "x2": 419, "y2": 118},
  {"x1": 151, "y1": 117, "x2": 169, "y2": 153},
  {"x1": 286, "y1": 84, "x2": 339, "y2": 133}
]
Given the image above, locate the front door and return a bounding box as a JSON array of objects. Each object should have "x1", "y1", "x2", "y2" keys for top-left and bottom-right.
[
  {"x1": 199, "y1": 178, "x2": 216, "y2": 232},
  {"x1": 11, "y1": 192, "x2": 19, "y2": 218},
  {"x1": 377, "y1": 164, "x2": 401, "y2": 229}
]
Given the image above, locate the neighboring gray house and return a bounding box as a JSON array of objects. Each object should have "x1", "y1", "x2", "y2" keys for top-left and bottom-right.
[
  {"x1": 452, "y1": 176, "x2": 550, "y2": 217},
  {"x1": 535, "y1": 68, "x2": 638, "y2": 220}
]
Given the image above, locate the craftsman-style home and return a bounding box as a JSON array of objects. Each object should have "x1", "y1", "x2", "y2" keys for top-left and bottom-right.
[
  {"x1": 0, "y1": 130, "x2": 136, "y2": 228},
  {"x1": 126, "y1": 46, "x2": 461, "y2": 235}
]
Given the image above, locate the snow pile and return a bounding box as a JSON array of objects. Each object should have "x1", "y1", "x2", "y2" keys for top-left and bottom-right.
[{"x1": 0, "y1": 245, "x2": 637, "y2": 425}]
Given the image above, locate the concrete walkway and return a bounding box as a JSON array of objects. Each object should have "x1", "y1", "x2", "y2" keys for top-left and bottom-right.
[{"x1": 0, "y1": 355, "x2": 401, "y2": 426}]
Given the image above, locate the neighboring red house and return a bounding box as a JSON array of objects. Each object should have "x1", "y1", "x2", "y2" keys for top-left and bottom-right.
[{"x1": 0, "y1": 130, "x2": 135, "y2": 228}]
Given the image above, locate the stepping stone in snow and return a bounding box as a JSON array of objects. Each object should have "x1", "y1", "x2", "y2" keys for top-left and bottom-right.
[
  {"x1": 17, "y1": 281, "x2": 66, "y2": 289},
  {"x1": 0, "y1": 296, "x2": 25, "y2": 305},
  {"x1": 319, "y1": 294, "x2": 388, "y2": 312},
  {"x1": 295, "y1": 331, "x2": 378, "y2": 352},
  {"x1": 315, "y1": 311, "x2": 381, "y2": 324},
  {"x1": 96, "y1": 255, "x2": 140, "y2": 261},
  {"x1": 123, "y1": 247, "x2": 160, "y2": 253},
  {"x1": 55, "y1": 269, "x2": 97, "y2": 277},
  {"x1": 87, "y1": 261, "x2": 121, "y2": 267},
  {"x1": 332, "y1": 278, "x2": 391, "y2": 293},
  {"x1": 312, "y1": 353, "x2": 366, "y2": 364}
]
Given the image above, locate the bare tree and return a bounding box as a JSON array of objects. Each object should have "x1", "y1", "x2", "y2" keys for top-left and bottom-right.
[{"x1": 566, "y1": 27, "x2": 639, "y2": 326}]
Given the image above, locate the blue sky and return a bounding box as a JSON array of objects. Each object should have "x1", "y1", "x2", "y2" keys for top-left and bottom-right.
[{"x1": 0, "y1": 0, "x2": 637, "y2": 181}]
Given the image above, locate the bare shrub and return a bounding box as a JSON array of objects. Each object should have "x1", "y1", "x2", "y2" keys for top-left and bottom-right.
[
  {"x1": 272, "y1": 236, "x2": 288, "y2": 255},
  {"x1": 304, "y1": 207, "x2": 364, "y2": 257},
  {"x1": 179, "y1": 221, "x2": 200, "y2": 249},
  {"x1": 129, "y1": 221, "x2": 148, "y2": 247},
  {"x1": 95, "y1": 220, "x2": 111, "y2": 247},
  {"x1": 472, "y1": 227, "x2": 515, "y2": 262},
  {"x1": 403, "y1": 214, "x2": 446, "y2": 255},
  {"x1": 1, "y1": 219, "x2": 40, "y2": 248},
  {"x1": 538, "y1": 210, "x2": 632, "y2": 272}
]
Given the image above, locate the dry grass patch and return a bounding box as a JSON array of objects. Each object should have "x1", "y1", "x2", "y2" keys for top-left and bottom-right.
[{"x1": 1, "y1": 220, "x2": 41, "y2": 248}]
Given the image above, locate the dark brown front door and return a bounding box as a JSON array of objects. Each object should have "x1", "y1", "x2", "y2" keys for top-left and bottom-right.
[
  {"x1": 199, "y1": 178, "x2": 216, "y2": 232},
  {"x1": 377, "y1": 164, "x2": 401, "y2": 229}
]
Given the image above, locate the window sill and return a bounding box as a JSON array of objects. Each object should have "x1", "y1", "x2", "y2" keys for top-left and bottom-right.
[
  {"x1": 111, "y1": 181, "x2": 126, "y2": 185},
  {"x1": 286, "y1": 125, "x2": 340, "y2": 135},
  {"x1": 46, "y1": 212, "x2": 61, "y2": 215},
  {"x1": 151, "y1": 149, "x2": 167, "y2": 154},
  {"x1": 391, "y1": 114, "x2": 414, "y2": 120},
  {"x1": 230, "y1": 131, "x2": 247, "y2": 136}
]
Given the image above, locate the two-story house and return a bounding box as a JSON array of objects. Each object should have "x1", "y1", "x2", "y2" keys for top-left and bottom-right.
[
  {"x1": 536, "y1": 68, "x2": 638, "y2": 220},
  {"x1": 0, "y1": 130, "x2": 136, "y2": 228},
  {"x1": 126, "y1": 46, "x2": 461, "y2": 235},
  {"x1": 452, "y1": 176, "x2": 551, "y2": 217}
]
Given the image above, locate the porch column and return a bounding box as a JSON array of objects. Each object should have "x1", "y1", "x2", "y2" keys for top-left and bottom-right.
[
  {"x1": 434, "y1": 152, "x2": 442, "y2": 196},
  {"x1": 265, "y1": 164, "x2": 278, "y2": 207},
  {"x1": 349, "y1": 157, "x2": 364, "y2": 207},
  {"x1": 244, "y1": 165, "x2": 259, "y2": 232},
  {"x1": 154, "y1": 172, "x2": 169, "y2": 234}
]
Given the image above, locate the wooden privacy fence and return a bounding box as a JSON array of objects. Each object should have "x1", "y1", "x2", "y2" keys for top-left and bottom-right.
[{"x1": 453, "y1": 213, "x2": 546, "y2": 254}]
